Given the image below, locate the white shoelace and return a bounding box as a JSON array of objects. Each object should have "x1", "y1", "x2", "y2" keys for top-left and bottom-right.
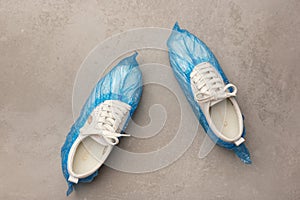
[
  {"x1": 191, "y1": 63, "x2": 237, "y2": 103},
  {"x1": 80, "y1": 100, "x2": 131, "y2": 146}
]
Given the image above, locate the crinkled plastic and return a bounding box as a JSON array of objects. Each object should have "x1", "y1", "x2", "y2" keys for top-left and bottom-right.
[
  {"x1": 167, "y1": 22, "x2": 251, "y2": 164},
  {"x1": 61, "y1": 53, "x2": 143, "y2": 195}
]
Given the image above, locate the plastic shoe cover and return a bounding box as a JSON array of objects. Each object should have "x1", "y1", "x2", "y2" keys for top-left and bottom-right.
[
  {"x1": 61, "y1": 53, "x2": 143, "y2": 195},
  {"x1": 167, "y1": 22, "x2": 251, "y2": 164}
]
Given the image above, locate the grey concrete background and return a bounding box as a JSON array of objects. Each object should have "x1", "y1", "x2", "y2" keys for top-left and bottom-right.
[{"x1": 0, "y1": 0, "x2": 300, "y2": 199}]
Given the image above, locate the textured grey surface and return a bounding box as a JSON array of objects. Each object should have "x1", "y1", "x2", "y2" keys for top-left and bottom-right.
[{"x1": 1, "y1": 0, "x2": 300, "y2": 199}]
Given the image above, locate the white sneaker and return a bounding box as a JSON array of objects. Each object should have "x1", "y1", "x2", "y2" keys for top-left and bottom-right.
[
  {"x1": 67, "y1": 100, "x2": 131, "y2": 183},
  {"x1": 190, "y1": 62, "x2": 245, "y2": 146}
]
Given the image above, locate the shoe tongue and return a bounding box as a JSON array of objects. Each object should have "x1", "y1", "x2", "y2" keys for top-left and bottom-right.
[
  {"x1": 210, "y1": 98, "x2": 225, "y2": 106},
  {"x1": 90, "y1": 134, "x2": 110, "y2": 146},
  {"x1": 209, "y1": 87, "x2": 230, "y2": 106}
]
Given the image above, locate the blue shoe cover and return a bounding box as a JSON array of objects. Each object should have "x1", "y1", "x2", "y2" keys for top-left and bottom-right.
[
  {"x1": 61, "y1": 53, "x2": 143, "y2": 195},
  {"x1": 167, "y1": 22, "x2": 251, "y2": 164}
]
